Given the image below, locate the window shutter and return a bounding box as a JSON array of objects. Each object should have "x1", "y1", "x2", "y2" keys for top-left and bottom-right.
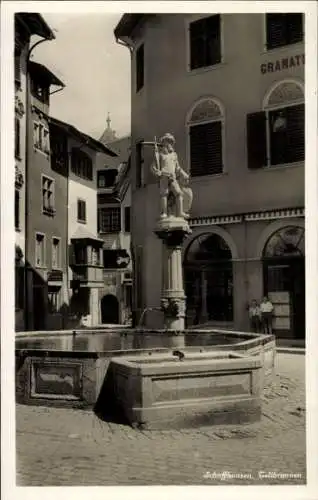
[
  {"x1": 286, "y1": 104, "x2": 305, "y2": 163},
  {"x1": 246, "y1": 111, "x2": 267, "y2": 169},
  {"x1": 266, "y1": 14, "x2": 286, "y2": 49},
  {"x1": 190, "y1": 20, "x2": 205, "y2": 70},
  {"x1": 190, "y1": 121, "x2": 223, "y2": 177},
  {"x1": 206, "y1": 15, "x2": 221, "y2": 66},
  {"x1": 287, "y1": 14, "x2": 303, "y2": 44}
]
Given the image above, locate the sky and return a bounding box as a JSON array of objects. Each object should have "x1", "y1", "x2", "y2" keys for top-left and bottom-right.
[{"x1": 30, "y1": 13, "x2": 131, "y2": 140}]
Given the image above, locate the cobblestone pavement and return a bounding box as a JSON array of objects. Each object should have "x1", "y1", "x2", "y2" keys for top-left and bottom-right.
[{"x1": 16, "y1": 354, "x2": 306, "y2": 486}]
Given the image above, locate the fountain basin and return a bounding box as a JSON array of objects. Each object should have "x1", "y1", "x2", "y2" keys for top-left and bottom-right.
[
  {"x1": 15, "y1": 329, "x2": 275, "y2": 409},
  {"x1": 110, "y1": 351, "x2": 263, "y2": 429}
]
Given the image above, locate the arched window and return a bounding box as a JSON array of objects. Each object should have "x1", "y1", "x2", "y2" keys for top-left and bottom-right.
[
  {"x1": 247, "y1": 80, "x2": 304, "y2": 169},
  {"x1": 71, "y1": 148, "x2": 93, "y2": 181},
  {"x1": 187, "y1": 98, "x2": 224, "y2": 177},
  {"x1": 263, "y1": 225, "x2": 304, "y2": 259},
  {"x1": 184, "y1": 232, "x2": 233, "y2": 324}
]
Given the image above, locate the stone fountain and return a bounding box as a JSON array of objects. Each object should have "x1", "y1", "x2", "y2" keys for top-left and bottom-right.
[{"x1": 15, "y1": 132, "x2": 275, "y2": 428}]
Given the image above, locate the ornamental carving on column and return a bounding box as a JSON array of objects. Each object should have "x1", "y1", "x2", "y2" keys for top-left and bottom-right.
[
  {"x1": 161, "y1": 298, "x2": 186, "y2": 318},
  {"x1": 15, "y1": 95, "x2": 25, "y2": 117}
]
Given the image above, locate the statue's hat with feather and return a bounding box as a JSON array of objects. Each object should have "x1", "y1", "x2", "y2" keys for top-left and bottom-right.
[{"x1": 159, "y1": 133, "x2": 175, "y2": 145}]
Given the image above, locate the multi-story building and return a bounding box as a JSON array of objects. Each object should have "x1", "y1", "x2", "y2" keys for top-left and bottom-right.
[
  {"x1": 25, "y1": 62, "x2": 66, "y2": 331},
  {"x1": 115, "y1": 13, "x2": 305, "y2": 340},
  {"x1": 14, "y1": 13, "x2": 55, "y2": 331},
  {"x1": 50, "y1": 117, "x2": 117, "y2": 328},
  {"x1": 97, "y1": 136, "x2": 132, "y2": 325}
]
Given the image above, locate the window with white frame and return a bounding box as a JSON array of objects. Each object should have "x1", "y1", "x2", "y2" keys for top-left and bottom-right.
[
  {"x1": 266, "y1": 14, "x2": 303, "y2": 50},
  {"x1": 35, "y1": 233, "x2": 46, "y2": 267},
  {"x1": 42, "y1": 176, "x2": 55, "y2": 214},
  {"x1": 77, "y1": 199, "x2": 86, "y2": 223},
  {"x1": 98, "y1": 207, "x2": 121, "y2": 233},
  {"x1": 189, "y1": 15, "x2": 221, "y2": 70},
  {"x1": 188, "y1": 98, "x2": 224, "y2": 177},
  {"x1": 34, "y1": 122, "x2": 50, "y2": 154},
  {"x1": 247, "y1": 81, "x2": 304, "y2": 169},
  {"x1": 52, "y1": 237, "x2": 61, "y2": 269}
]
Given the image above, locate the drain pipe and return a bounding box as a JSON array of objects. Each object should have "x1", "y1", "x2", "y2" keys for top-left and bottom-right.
[{"x1": 24, "y1": 35, "x2": 55, "y2": 330}]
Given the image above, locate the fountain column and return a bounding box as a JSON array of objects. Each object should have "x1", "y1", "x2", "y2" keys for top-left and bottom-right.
[{"x1": 155, "y1": 218, "x2": 192, "y2": 347}]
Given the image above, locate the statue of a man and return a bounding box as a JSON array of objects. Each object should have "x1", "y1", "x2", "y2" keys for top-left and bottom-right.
[{"x1": 151, "y1": 133, "x2": 192, "y2": 219}]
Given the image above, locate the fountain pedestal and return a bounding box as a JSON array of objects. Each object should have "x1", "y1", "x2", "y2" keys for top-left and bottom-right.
[{"x1": 155, "y1": 216, "x2": 191, "y2": 348}]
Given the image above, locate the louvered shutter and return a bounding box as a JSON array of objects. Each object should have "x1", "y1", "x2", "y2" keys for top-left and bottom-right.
[
  {"x1": 287, "y1": 14, "x2": 303, "y2": 44},
  {"x1": 246, "y1": 112, "x2": 267, "y2": 169},
  {"x1": 206, "y1": 15, "x2": 221, "y2": 66},
  {"x1": 190, "y1": 121, "x2": 223, "y2": 177},
  {"x1": 266, "y1": 14, "x2": 287, "y2": 49},
  {"x1": 286, "y1": 104, "x2": 305, "y2": 163},
  {"x1": 190, "y1": 18, "x2": 206, "y2": 70}
]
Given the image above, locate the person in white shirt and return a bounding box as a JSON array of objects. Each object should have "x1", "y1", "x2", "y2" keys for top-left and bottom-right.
[
  {"x1": 248, "y1": 300, "x2": 261, "y2": 333},
  {"x1": 260, "y1": 296, "x2": 274, "y2": 335}
]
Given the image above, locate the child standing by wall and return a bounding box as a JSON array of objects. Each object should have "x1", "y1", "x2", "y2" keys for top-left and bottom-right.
[{"x1": 248, "y1": 300, "x2": 261, "y2": 333}]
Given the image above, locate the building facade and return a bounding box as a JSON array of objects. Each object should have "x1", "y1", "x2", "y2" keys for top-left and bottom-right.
[
  {"x1": 49, "y1": 118, "x2": 117, "y2": 329},
  {"x1": 14, "y1": 13, "x2": 55, "y2": 331},
  {"x1": 97, "y1": 136, "x2": 132, "y2": 325},
  {"x1": 25, "y1": 62, "x2": 67, "y2": 331},
  {"x1": 115, "y1": 13, "x2": 305, "y2": 339}
]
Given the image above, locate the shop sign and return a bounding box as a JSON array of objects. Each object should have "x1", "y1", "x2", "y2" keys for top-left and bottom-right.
[{"x1": 261, "y1": 54, "x2": 305, "y2": 74}]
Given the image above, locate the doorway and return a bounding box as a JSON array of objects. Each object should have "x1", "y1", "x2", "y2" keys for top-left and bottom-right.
[
  {"x1": 101, "y1": 294, "x2": 119, "y2": 324},
  {"x1": 263, "y1": 225, "x2": 305, "y2": 339}
]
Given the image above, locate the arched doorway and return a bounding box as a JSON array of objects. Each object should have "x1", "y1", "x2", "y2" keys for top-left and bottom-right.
[
  {"x1": 101, "y1": 294, "x2": 119, "y2": 324},
  {"x1": 262, "y1": 225, "x2": 305, "y2": 339},
  {"x1": 184, "y1": 233, "x2": 233, "y2": 326}
]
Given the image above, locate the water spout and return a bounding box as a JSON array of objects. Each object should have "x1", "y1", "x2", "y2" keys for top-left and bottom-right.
[{"x1": 137, "y1": 307, "x2": 161, "y2": 328}]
